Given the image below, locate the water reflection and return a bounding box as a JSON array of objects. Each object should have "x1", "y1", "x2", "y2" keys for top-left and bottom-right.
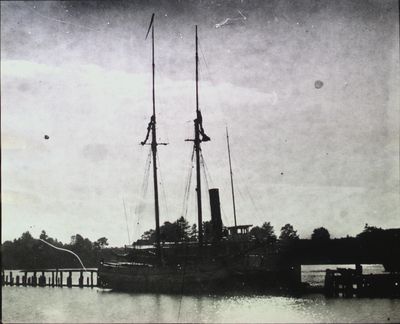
[{"x1": 2, "y1": 285, "x2": 400, "y2": 323}]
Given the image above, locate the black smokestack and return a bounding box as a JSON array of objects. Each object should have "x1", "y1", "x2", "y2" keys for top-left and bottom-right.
[{"x1": 209, "y1": 188, "x2": 223, "y2": 241}]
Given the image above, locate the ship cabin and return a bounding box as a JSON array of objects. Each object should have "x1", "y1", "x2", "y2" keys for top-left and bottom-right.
[{"x1": 226, "y1": 225, "x2": 252, "y2": 236}]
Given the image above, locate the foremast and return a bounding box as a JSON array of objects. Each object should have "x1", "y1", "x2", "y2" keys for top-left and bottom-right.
[{"x1": 141, "y1": 14, "x2": 163, "y2": 264}]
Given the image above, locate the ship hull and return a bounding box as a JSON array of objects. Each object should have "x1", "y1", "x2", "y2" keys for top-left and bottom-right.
[{"x1": 98, "y1": 261, "x2": 302, "y2": 294}]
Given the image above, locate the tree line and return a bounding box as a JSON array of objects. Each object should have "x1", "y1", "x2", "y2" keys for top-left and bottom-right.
[
  {"x1": 136, "y1": 216, "x2": 334, "y2": 244},
  {"x1": 1, "y1": 223, "x2": 394, "y2": 270},
  {"x1": 1, "y1": 230, "x2": 119, "y2": 270}
]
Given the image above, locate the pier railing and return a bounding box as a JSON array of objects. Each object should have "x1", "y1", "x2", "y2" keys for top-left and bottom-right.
[{"x1": 1, "y1": 269, "x2": 98, "y2": 288}]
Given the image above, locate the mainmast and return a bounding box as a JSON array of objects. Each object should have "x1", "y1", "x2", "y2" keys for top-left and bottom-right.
[
  {"x1": 142, "y1": 14, "x2": 161, "y2": 263},
  {"x1": 187, "y1": 26, "x2": 210, "y2": 248},
  {"x1": 195, "y1": 25, "x2": 203, "y2": 247},
  {"x1": 226, "y1": 127, "x2": 237, "y2": 228}
]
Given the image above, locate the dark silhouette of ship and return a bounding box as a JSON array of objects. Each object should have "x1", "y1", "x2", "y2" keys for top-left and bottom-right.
[{"x1": 97, "y1": 14, "x2": 301, "y2": 293}]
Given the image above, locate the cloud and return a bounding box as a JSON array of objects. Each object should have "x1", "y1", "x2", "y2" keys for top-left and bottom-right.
[
  {"x1": 2, "y1": 190, "x2": 41, "y2": 205},
  {"x1": 82, "y1": 143, "x2": 109, "y2": 162}
]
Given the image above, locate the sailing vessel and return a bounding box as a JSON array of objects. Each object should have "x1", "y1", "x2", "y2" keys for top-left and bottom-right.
[{"x1": 97, "y1": 15, "x2": 301, "y2": 293}]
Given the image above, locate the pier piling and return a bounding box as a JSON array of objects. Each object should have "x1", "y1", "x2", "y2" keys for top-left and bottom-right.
[
  {"x1": 9, "y1": 272, "x2": 14, "y2": 286},
  {"x1": 39, "y1": 271, "x2": 46, "y2": 287},
  {"x1": 67, "y1": 271, "x2": 72, "y2": 288},
  {"x1": 79, "y1": 270, "x2": 83, "y2": 288},
  {"x1": 32, "y1": 272, "x2": 37, "y2": 287}
]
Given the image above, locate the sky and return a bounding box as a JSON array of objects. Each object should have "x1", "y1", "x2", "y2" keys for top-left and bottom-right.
[{"x1": 1, "y1": 0, "x2": 399, "y2": 246}]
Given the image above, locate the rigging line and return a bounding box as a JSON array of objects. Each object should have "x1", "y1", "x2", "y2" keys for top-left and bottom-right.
[
  {"x1": 198, "y1": 41, "x2": 211, "y2": 80},
  {"x1": 123, "y1": 198, "x2": 131, "y2": 244},
  {"x1": 38, "y1": 239, "x2": 88, "y2": 273},
  {"x1": 134, "y1": 147, "x2": 152, "y2": 233},
  {"x1": 184, "y1": 168, "x2": 193, "y2": 220},
  {"x1": 200, "y1": 152, "x2": 213, "y2": 222},
  {"x1": 183, "y1": 166, "x2": 194, "y2": 220},
  {"x1": 228, "y1": 151, "x2": 264, "y2": 223},
  {"x1": 200, "y1": 155, "x2": 210, "y2": 196},
  {"x1": 181, "y1": 146, "x2": 195, "y2": 218},
  {"x1": 157, "y1": 152, "x2": 169, "y2": 220},
  {"x1": 141, "y1": 148, "x2": 153, "y2": 199},
  {"x1": 236, "y1": 183, "x2": 263, "y2": 224},
  {"x1": 183, "y1": 162, "x2": 194, "y2": 220},
  {"x1": 198, "y1": 40, "x2": 229, "y2": 127},
  {"x1": 200, "y1": 150, "x2": 214, "y2": 188}
]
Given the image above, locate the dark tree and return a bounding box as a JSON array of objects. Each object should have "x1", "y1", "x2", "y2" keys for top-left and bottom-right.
[
  {"x1": 250, "y1": 222, "x2": 277, "y2": 242},
  {"x1": 39, "y1": 230, "x2": 48, "y2": 240},
  {"x1": 279, "y1": 223, "x2": 299, "y2": 241},
  {"x1": 189, "y1": 224, "x2": 197, "y2": 241},
  {"x1": 356, "y1": 224, "x2": 384, "y2": 239},
  {"x1": 176, "y1": 216, "x2": 190, "y2": 242},
  {"x1": 160, "y1": 221, "x2": 178, "y2": 242},
  {"x1": 311, "y1": 227, "x2": 330, "y2": 241},
  {"x1": 94, "y1": 237, "x2": 109, "y2": 249},
  {"x1": 141, "y1": 229, "x2": 156, "y2": 243}
]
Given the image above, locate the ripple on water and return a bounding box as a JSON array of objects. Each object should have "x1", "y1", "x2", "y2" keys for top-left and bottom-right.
[{"x1": 2, "y1": 287, "x2": 400, "y2": 323}]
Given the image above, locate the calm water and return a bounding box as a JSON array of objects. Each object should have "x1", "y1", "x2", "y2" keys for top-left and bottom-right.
[{"x1": 2, "y1": 265, "x2": 400, "y2": 323}]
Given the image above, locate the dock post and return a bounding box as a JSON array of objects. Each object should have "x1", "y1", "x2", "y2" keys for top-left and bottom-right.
[
  {"x1": 79, "y1": 270, "x2": 84, "y2": 288},
  {"x1": 86, "y1": 277, "x2": 89, "y2": 287},
  {"x1": 343, "y1": 271, "x2": 353, "y2": 298},
  {"x1": 32, "y1": 272, "x2": 37, "y2": 287},
  {"x1": 1, "y1": 271, "x2": 4, "y2": 286},
  {"x1": 48, "y1": 277, "x2": 51, "y2": 286},
  {"x1": 39, "y1": 271, "x2": 46, "y2": 287},
  {"x1": 27, "y1": 277, "x2": 31, "y2": 286},
  {"x1": 324, "y1": 269, "x2": 334, "y2": 297},
  {"x1": 90, "y1": 271, "x2": 94, "y2": 288},
  {"x1": 67, "y1": 271, "x2": 72, "y2": 288},
  {"x1": 55, "y1": 269, "x2": 59, "y2": 287},
  {"x1": 5, "y1": 275, "x2": 9, "y2": 286},
  {"x1": 52, "y1": 271, "x2": 55, "y2": 287},
  {"x1": 60, "y1": 272, "x2": 63, "y2": 287},
  {"x1": 9, "y1": 271, "x2": 14, "y2": 286},
  {"x1": 16, "y1": 275, "x2": 20, "y2": 286},
  {"x1": 22, "y1": 273, "x2": 27, "y2": 286}
]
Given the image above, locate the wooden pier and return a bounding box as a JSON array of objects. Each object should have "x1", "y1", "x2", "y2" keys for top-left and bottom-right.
[
  {"x1": 324, "y1": 267, "x2": 400, "y2": 298},
  {"x1": 1, "y1": 269, "x2": 98, "y2": 288}
]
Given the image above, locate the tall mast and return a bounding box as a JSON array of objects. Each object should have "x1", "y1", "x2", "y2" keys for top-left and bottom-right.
[
  {"x1": 185, "y1": 25, "x2": 210, "y2": 248},
  {"x1": 151, "y1": 17, "x2": 161, "y2": 263},
  {"x1": 226, "y1": 127, "x2": 237, "y2": 228},
  {"x1": 143, "y1": 14, "x2": 161, "y2": 263},
  {"x1": 195, "y1": 25, "x2": 203, "y2": 247}
]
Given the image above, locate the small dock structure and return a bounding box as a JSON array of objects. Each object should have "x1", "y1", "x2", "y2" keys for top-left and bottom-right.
[
  {"x1": 1, "y1": 269, "x2": 98, "y2": 288},
  {"x1": 324, "y1": 267, "x2": 400, "y2": 298}
]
